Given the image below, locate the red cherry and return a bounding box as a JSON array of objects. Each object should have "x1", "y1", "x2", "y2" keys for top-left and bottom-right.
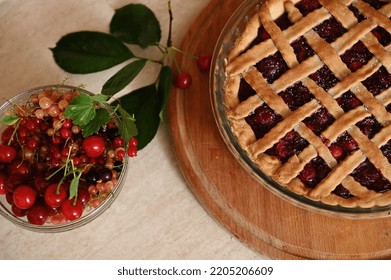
[
  {"x1": 26, "y1": 204, "x2": 49, "y2": 225},
  {"x1": 1, "y1": 126, "x2": 15, "y2": 144},
  {"x1": 13, "y1": 185, "x2": 36, "y2": 209},
  {"x1": 0, "y1": 144, "x2": 17, "y2": 163},
  {"x1": 82, "y1": 135, "x2": 106, "y2": 158},
  {"x1": 12, "y1": 204, "x2": 27, "y2": 217},
  {"x1": 44, "y1": 184, "x2": 68, "y2": 208},
  {"x1": 197, "y1": 53, "x2": 212, "y2": 71},
  {"x1": 174, "y1": 72, "x2": 192, "y2": 89},
  {"x1": 77, "y1": 188, "x2": 90, "y2": 206},
  {"x1": 61, "y1": 199, "x2": 83, "y2": 221}
]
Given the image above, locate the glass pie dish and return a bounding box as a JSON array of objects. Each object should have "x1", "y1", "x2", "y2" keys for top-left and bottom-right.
[
  {"x1": 210, "y1": 0, "x2": 391, "y2": 219},
  {"x1": 0, "y1": 85, "x2": 128, "y2": 232}
]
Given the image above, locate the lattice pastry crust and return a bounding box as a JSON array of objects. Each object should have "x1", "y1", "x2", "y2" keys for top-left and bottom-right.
[{"x1": 224, "y1": 0, "x2": 391, "y2": 208}]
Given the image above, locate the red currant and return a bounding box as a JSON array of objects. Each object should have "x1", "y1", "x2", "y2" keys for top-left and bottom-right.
[
  {"x1": 82, "y1": 135, "x2": 106, "y2": 158},
  {"x1": 174, "y1": 72, "x2": 192, "y2": 89},
  {"x1": 13, "y1": 185, "x2": 36, "y2": 209},
  {"x1": 127, "y1": 145, "x2": 137, "y2": 157},
  {"x1": 0, "y1": 144, "x2": 17, "y2": 163},
  {"x1": 129, "y1": 137, "x2": 138, "y2": 147},
  {"x1": 113, "y1": 136, "x2": 125, "y2": 149},
  {"x1": 61, "y1": 199, "x2": 83, "y2": 221},
  {"x1": 44, "y1": 183, "x2": 68, "y2": 208},
  {"x1": 197, "y1": 53, "x2": 212, "y2": 71}
]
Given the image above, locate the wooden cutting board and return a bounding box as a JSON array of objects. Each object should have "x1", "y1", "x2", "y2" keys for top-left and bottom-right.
[{"x1": 167, "y1": 0, "x2": 391, "y2": 259}]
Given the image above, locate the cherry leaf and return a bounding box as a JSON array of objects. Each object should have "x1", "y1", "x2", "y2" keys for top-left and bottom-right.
[
  {"x1": 118, "y1": 85, "x2": 161, "y2": 149},
  {"x1": 110, "y1": 4, "x2": 161, "y2": 48},
  {"x1": 64, "y1": 94, "x2": 96, "y2": 126},
  {"x1": 101, "y1": 59, "x2": 147, "y2": 96},
  {"x1": 117, "y1": 106, "x2": 137, "y2": 143},
  {"x1": 51, "y1": 31, "x2": 134, "y2": 73}
]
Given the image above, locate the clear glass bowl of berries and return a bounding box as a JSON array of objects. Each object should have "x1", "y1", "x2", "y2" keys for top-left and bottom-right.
[{"x1": 0, "y1": 85, "x2": 132, "y2": 232}]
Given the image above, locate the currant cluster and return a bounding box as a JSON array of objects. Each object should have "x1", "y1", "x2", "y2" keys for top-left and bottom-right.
[{"x1": 0, "y1": 87, "x2": 130, "y2": 225}]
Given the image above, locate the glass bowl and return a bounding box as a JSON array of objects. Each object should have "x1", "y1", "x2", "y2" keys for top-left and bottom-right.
[
  {"x1": 0, "y1": 85, "x2": 128, "y2": 232},
  {"x1": 209, "y1": 0, "x2": 391, "y2": 219}
]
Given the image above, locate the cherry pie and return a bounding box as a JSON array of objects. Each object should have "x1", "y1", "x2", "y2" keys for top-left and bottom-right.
[{"x1": 224, "y1": 0, "x2": 391, "y2": 208}]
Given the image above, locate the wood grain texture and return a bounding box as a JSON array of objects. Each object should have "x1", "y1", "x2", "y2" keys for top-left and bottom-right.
[{"x1": 167, "y1": 0, "x2": 391, "y2": 259}]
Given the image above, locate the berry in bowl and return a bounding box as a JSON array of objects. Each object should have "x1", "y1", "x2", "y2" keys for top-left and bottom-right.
[{"x1": 0, "y1": 85, "x2": 135, "y2": 232}]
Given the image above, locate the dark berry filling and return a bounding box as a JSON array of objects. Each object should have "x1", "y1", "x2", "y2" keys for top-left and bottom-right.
[
  {"x1": 381, "y1": 140, "x2": 391, "y2": 163},
  {"x1": 295, "y1": 0, "x2": 321, "y2": 16},
  {"x1": 313, "y1": 17, "x2": 347, "y2": 43},
  {"x1": 341, "y1": 41, "x2": 373, "y2": 72},
  {"x1": 256, "y1": 52, "x2": 289, "y2": 83},
  {"x1": 336, "y1": 91, "x2": 363, "y2": 112},
  {"x1": 291, "y1": 37, "x2": 315, "y2": 62},
  {"x1": 355, "y1": 115, "x2": 383, "y2": 139},
  {"x1": 372, "y1": 26, "x2": 391, "y2": 46},
  {"x1": 266, "y1": 130, "x2": 309, "y2": 162},
  {"x1": 238, "y1": 79, "x2": 257, "y2": 102},
  {"x1": 362, "y1": 66, "x2": 391, "y2": 96},
  {"x1": 248, "y1": 13, "x2": 292, "y2": 50},
  {"x1": 335, "y1": 132, "x2": 359, "y2": 154},
  {"x1": 333, "y1": 185, "x2": 354, "y2": 199},
  {"x1": 245, "y1": 104, "x2": 283, "y2": 139},
  {"x1": 278, "y1": 82, "x2": 314, "y2": 111},
  {"x1": 309, "y1": 65, "x2": 339, "y2": 91},
  {"x1": 299, "y1": 157, "x2": 331, "y2": 187},
  {"x1": 363, "y1": 0, "x2": 388, "y2": 9},
  {"x1": 303, "y1": 107, "x2": 335, "y2": 135},
  {"x1": 349, "y1": 5, "x2": 366, "y2": 22},
  {"x1": 351, "y1": 160, "x2": 391, "y2": 193}
]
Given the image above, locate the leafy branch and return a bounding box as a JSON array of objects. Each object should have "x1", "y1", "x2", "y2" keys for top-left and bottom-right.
[{"x1": 50, "y1": 2, "x2": 188, "y2": 150}]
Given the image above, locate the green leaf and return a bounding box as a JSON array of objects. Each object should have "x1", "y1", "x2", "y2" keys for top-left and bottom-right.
[
  {"x1": 117, "y1": 106, "x2": 138, "y2": 142},
  {"x1": 64, "y1": 93, "x2": 96, "y2": 126},
  {"x1": 110, "y1": 4, "x2": 161, "y2": 48},
  {"x1": 157, "y1": 66, "x2": 172, "y2": 121},
  {"x1": 81, "y1": 108, "x2": 110, "y2": 138},
  {"x1": 101, "y1": 59, "x2": 147, "y2": 96},
  {"x1": 89, "y1": 94, "x2": 109, "y2": 102},
  {"x1": 69, "y1": 172, "x2": 82, "y2": 200},
  {"x1": 0, "y1": 115, "x2": 19, "y2": 125},
  {"x1": 118, "y1": 85, "x2": 161, "y2": 149},
  {"x1": 51, "y1": 31, "x2": 134, "y2": 74}
]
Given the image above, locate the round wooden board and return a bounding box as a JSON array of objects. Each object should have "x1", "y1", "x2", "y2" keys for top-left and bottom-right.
[{"x1": 167, "y1": 0, "x2": 391, "y2": 259}]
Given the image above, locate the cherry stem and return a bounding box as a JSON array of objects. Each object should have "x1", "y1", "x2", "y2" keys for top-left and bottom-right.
[{"x1": 167, "y1": 1, "x2": 173, "y2": 48}]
